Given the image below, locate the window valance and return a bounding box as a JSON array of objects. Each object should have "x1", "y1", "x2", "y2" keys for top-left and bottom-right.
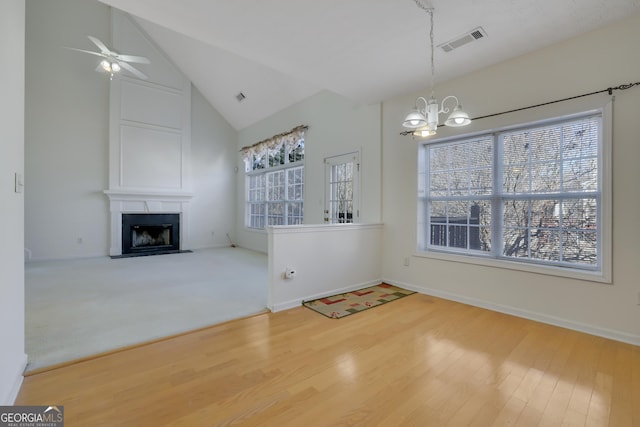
[{"x1": 240, "y1": 125, "x2": 308, "y2": 160}]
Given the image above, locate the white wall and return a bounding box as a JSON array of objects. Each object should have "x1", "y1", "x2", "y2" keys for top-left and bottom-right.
[
  {"x1": 25, "y1": 0, "x2": 110, "y2": 260},
  {"x1": 382, "y1": 12, "x2": 640, "y2": 343},
  {"x1": 268, "y1": 224, "x2": 383, "y2": 311},
  {"x1": 25, "y1": 0, "x2": 237, "y2": 260},
  {"x1": 189, "y1": 87, "x2": 238, "y2": 249},
  {"x1": 0, "y1": 0, "x2": 27, "y2": 404},
  {"x1": 236, "y1": 91, "x2": 382, "y2": 253}
]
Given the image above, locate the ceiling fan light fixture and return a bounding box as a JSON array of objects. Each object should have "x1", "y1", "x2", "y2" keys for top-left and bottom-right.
[{"x1": 66, "y1": 36, "x2": 149, "y2": 80}]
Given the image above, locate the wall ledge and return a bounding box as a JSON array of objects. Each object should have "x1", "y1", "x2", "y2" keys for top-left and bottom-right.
[{"x1": 269, "y1": 222, "x2": 383, "y2": 234}]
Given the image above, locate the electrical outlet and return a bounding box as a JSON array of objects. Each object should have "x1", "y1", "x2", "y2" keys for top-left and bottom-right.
[{"x1": 403, "y1": 257, "x2": 410, "y2": 267}]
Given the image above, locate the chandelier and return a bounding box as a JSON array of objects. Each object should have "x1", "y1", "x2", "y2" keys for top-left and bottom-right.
[{"x1": 402, "y1": 2, "x2": 471, "y2": 137}]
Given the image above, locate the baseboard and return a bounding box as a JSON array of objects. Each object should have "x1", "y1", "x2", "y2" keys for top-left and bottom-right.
[
  {"x1": 26, "y1": 252, "x2": 109, "y2": 263},
  {"x1": 2, "y1": 353, "x2": 27, "y2": 405},
  {"x1": 186, "y1": 243, "x2": 234, "y2": 251},
  {"x1": 384, "y1": 278, "x2": 640, "y2": 347},
  {"x1": 270, "y1": 279, "x2": 382, "y2": 312}
]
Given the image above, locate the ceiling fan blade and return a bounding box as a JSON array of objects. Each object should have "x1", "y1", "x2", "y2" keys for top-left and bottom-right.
[
  {"x1": 87, "y1": 35, "x2": 111, "y2": 54},
  {"x1": 115, "y1": 54, "x2": 150, "y2": 64},
  {"x1": 119, "y1": 62, "x2": 148, "y2": 80},
  {"x1": 64, "y1": 47, "x2": 107, "y2": 58}
]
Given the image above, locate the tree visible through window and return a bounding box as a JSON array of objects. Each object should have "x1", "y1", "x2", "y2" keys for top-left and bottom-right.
[
  {"x1": 242, "y1": 126, "x2": 306, "y2": 229},
  {"x1": 419, "y1": 113, "x2": 603, "y2": 271}
]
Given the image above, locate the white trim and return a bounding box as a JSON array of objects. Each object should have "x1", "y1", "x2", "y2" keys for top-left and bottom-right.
[
  {"x1": 269, "y1": 222, "x2": 383, "y2": 234},
  {"x1": 104, "y1": 189, "x2": 193, "y2": 201},
  {"x1": 383, "y1": 278, "x2": 640, "y2": 347},
  {"x1": 270, "y1": 279, "x2": 381, "y2": 312},
  {"x1": 412, "y1": 250, "x2": 610, "y2": 283},
  {"x1": 2, "y1": 353, "x2": 27, "y2": 405},
  {"x1": 417, "y1": 104, "x2": 612, "y2": 283},
  {"x1": 324, "y1": 150, "x2": 361, "y2": 223}
]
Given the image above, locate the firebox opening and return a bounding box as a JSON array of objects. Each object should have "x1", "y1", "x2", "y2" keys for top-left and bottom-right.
[
  {"x1": 132, "y1": 225, "x2": 171, "y2": 249},
  {"x1": 119, "y1": 213, "x2": 181, "y2": 257}
]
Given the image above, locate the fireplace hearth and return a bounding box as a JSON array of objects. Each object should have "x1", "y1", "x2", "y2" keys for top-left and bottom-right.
[{"x1": 118, "y1": 213, "x2": 182, "y2": 258}]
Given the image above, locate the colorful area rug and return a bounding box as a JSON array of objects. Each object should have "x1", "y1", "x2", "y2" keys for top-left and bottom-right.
[{"x1": 302, "y1": 283, "x2": 415, "y2": 319}]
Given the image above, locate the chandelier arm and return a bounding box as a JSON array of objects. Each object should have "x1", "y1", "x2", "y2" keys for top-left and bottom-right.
[
  {"x1": 415, "y1": 96, "x2": 429, "y2": 114},
  {"x1": 439, "y1": 95, "x2": 460, "y2": 114}
]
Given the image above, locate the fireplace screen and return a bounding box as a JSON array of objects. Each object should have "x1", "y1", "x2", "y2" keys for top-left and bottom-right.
[
  {"x1": 122, "y1": 213, "x2": 180, "y2": 255},
  {"x1": 132, "y1": 225, "x2": 171, "y2": 248}
]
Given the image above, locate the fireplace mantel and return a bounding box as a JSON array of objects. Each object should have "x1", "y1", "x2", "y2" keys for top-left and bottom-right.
[
  {"x1": 104, "y1": 189, "x2": 193, "y2": 256},
  {"x1": 104, "y1": 189, "x2": 193, "y2": 202}
]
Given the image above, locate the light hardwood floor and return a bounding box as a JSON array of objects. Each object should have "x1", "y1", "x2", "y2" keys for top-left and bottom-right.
[{"x1": 17, "y1": 293, "x2": 639, "y2": 426}]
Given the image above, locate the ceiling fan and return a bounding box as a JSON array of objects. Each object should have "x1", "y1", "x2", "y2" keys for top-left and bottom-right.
[{"x1": 66, "y1": 36, "x2": 150, "y2": 80}]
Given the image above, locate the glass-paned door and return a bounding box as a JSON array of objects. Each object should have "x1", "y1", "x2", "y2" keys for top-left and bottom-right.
[{"x1": 325, "y1": 152, "x2": 360, "y2": 223}]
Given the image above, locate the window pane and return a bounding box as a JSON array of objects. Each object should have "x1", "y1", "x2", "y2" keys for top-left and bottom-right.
[
  {"x1": 269, "y1": 143, "x2": 285, "y2": 167},
  {"x1": 253, "y1": 150, "x2": 266, "y2": 170},
  {"x1": 287, "y1": 202, "x2": 304, "y2": 225},
  {"x1": 562, "y1": 119, "x2": 598, "y2": 159},
  {"x1": 423, "y1": 115, "x2": 602, "y2": 271},
  {"x1": 562, "y1": 198, "x2": 597, "y2": 229},
  {"x1": 430, "y1": 172, "x2": 449, "y2": 196},
  {"x1": 530, "y1": 199, "x2": 559, "y2": 228},
  {"x1": 503, "y1": 133, "x2": 529, "y2": 165},
  {"x1": 503, "y1": 166, "x2": 530, "y2": 193},
  {"x1": 530, "y1": 230, "x2": 560, "y2": 262},
  {"x1": 267, "y1": 202, "x2": 284, "y2": 225},
  {"x1": 563, "y1": 158, "x2": 597, "y2": 192},
  {"x1": 563, "y1": 230, "x2": 597, "y2": 265},
  {"x1": 470, "y1": 168, "x2": 492, "y2": 195},
  {"x1": 503, "y1": 200, "x2": 529, "y2": 228},
  {"x1": 531, "y1": 161, "x2": 560, "y2": 193},
  {"x1": 503, "y1": 228, "x2": 528, "y2": 258},
  {"x1": 289, "y1": 139, "x2": 304, "y2": 163},
  {"x1": 429, "y1": 201, "x2": 490, "y2": 251}
]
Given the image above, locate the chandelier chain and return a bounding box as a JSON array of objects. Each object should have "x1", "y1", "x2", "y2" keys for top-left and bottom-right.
[{"x1": 412, "y1": 0, "x2": 435, "y2": 94}]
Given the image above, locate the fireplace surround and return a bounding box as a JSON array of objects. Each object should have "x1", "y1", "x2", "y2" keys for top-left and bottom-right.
[{"x1": 105, "y1": 190, "x2": 192, "y2": 257}]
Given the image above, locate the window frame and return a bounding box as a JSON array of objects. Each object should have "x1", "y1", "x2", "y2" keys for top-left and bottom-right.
[
  {"x1": 416, "y1": 105, "x2": 612, "y2": 283},
  {"x1": 245, "y1": 139, "x2": 305, "y2": 230},
  {"x1": 324, "y1": 151, "x2": 361, "y2": 224}
]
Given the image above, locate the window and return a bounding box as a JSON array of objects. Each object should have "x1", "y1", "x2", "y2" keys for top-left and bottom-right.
[
  {"x1": 418, "y1": 110, "x2": 610, "y2": 279},
  {"x1": 325, "y1": 152, "x2": 360, "y2": 223},
  {"x1": 243, "y1": 127, "x2": 305, "y2": 229}
]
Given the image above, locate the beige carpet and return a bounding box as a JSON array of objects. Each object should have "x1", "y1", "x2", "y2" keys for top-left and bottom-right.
[{"x1": 25, "y1": 247, "x2": 267, "y2": 371}]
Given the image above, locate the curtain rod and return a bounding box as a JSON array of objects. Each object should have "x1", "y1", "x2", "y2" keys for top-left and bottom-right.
[{"x1": 400, "y1": 80, "x2": 640, "y2": 136}]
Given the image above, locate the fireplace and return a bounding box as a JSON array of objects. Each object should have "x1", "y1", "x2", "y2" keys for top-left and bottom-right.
[{"x1": 121, "y1": 213, "x2": 180, "y2": 256}]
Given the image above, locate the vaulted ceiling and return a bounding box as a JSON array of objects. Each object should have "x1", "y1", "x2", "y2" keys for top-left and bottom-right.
[{"x1": 98, "y1": 0, "x2": 640, "y2": 130}]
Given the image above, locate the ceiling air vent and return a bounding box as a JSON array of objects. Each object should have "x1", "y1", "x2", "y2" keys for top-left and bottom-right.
[{"x1": 438, "y1": 27, "x2": 487, "y2": 53}]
